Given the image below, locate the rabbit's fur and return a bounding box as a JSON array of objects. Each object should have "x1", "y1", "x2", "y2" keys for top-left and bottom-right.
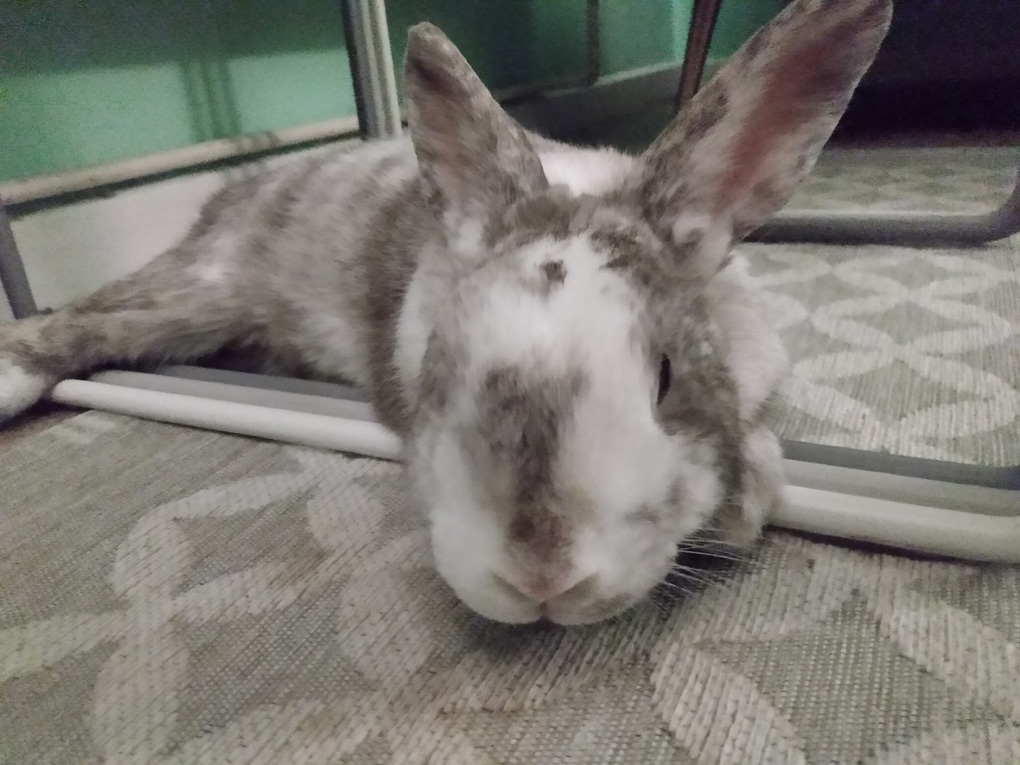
[{"x1": 0, "y1": 0, "x2": 892, "y2": 624}]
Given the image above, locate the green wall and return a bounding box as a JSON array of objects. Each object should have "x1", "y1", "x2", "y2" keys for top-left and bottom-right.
[{"x1": 0, "y1": 0, "x2": 785, "y2": 183}]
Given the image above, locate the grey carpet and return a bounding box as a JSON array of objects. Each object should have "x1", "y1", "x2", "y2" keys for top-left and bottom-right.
[{"x1": 1, "y1": 412, "x2": 1018, "y2": 764}]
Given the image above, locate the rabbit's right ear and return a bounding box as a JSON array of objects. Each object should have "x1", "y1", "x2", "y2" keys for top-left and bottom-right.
[
  {"x1": 638, "y1": 0, "x2": 892, "y2": 279},
  {"x1": 404, "y1": 23, "x2": 548, "y2": 222}
]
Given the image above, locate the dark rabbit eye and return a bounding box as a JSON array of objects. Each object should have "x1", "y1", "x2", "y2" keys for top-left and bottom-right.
[{"x1": 657, "y1": 355, "x2": 672, "y2": 405}]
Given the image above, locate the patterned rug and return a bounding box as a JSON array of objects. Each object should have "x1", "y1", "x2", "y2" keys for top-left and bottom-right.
[
  {"x1": 753, "y1": 146, "x2": 1020, "y2": 466},
  {"x1": 1, "y1": 411, "x2": 1019, "y2": 765}
]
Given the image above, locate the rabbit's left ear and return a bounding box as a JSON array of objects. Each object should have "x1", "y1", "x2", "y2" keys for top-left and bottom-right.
[
  {"x1": 638, "y1": 0, "x2": 892, "y2": 278},
  {"x1": 404, "y1": 23, "x2": 548, "y2": 221}
]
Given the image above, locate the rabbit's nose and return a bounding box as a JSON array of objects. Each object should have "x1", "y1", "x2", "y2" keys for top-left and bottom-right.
[{"x1": 494, "y1": 572, "x2": 598, "y2": 605}]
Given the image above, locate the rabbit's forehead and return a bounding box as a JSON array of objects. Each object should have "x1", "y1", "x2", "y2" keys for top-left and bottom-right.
[
  {"x1": 479, "y1": 189, "x2": 681, "y2": 310},
  {"x1": 459, "y1": 232, "x2": 658, "y2": 376}
]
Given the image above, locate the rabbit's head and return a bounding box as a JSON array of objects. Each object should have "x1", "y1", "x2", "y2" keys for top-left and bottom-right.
[{"x1": 403, "y1": 0, "x2": 892, "y2": 625}]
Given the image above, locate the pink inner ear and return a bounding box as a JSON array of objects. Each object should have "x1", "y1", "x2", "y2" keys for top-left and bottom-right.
[
  {"x1": 407, "y1": 58, "x2": 473, "y2": 203},
  {"x1": 715, "y1": 25, "x2": 864, "y2": 219}
]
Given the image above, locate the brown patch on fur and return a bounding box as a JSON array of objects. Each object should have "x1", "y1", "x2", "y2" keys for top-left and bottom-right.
[
  {"x1": 484, "y1": 187, "x2": 576, "y2": 247},
  {"x1": 746, "y1": 391, "x2": 783, "y2": 431},
  {"x1": 680, "y1": 80, "x2": 730, "y2": 145},
  {"x1": 508, "y1": 509, "x2": 569, "y2": 563},
  {"x1": 478, "y1": 365, "x2": 587, "y2": 566},
  {"x1": 591, "y1": 226, "x2": 643, "y2": 265},
  {"x1": 541, "y1": 260, "x2": 566, "y2": 286},
  {"x1": 591, "y1": 223, "x2": 685, "y2": 300},
  {"x1": 487, "y1": 187, "x2": 682, "y2": 301},
  {"x1": 416, "y1": 328, "x2": 460, "y2": 420},
  {"x1": 360, "y1": 178, "x2": 431, "y2": 435},
  {"x1": 521, "y1": 258, "x2": 569, "y2": 297},
  {"x1": 482, "y1": 367, "x2": 560, "y2": 505},
  {"x1": 185, "y1": 174, "x2": 266, "y2": 241},
  {"x1": 249, "y1": 160, "x2": 329, "y2": 259}
]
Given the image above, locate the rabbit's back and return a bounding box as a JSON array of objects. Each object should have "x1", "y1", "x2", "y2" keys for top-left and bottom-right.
[{"x1": 179, "y1": 133, "x2": 639, "y2": 425}]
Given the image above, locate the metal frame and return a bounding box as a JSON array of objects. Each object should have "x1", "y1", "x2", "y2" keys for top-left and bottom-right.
[
  {"x1": 339, "y1": 0, "x2": 402, "y2": 140},
  {"x1": 674, "y1": 0, "x2": 724, "y2": 111},
  {"x1": 0, "y1": 204, "x2": 37, "y2": 319},
  {"x1": 751, "y1": 169, "x2": 1020, "y2": 247}
]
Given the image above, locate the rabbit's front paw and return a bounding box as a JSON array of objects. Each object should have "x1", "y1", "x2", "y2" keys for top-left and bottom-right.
[{"x1": 0, "y1": 354, "x2": 51, "y2": 423}]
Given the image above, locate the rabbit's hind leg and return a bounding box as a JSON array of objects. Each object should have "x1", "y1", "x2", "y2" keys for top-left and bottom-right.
[{"x1": 0, "y1": 244, "x2": 251, "y2": 423}]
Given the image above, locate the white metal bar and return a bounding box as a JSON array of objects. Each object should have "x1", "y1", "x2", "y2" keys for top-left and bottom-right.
[
  {"x1": 48, "y1": 374, "x2": 1020, "y2": 564},
  {"x1": 49, "y1": 378, "x2": 401, "y2": 460},
  {"x1": 783, "y1": 459, "x2": 1016, "y2": 516},
  {"x1": 778, "y1": 486, "x2": 1020, "y2": 564}
]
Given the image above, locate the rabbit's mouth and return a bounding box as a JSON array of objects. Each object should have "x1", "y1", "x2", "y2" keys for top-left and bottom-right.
[{"x1": 539, "y1": 592, "x2": 640, "y2": 627}]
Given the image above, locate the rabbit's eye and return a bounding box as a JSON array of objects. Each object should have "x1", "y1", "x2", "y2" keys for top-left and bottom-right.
[{"x1": 657, "y1": 355, "x2": 672, "y2": 405}]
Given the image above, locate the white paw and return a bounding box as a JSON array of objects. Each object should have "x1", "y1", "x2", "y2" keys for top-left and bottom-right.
[{"x1": 0, "y1": 356, "x2": 51, "y2": 421}]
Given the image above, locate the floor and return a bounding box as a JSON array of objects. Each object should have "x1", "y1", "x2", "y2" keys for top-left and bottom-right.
[{"x1": 0, "y1": 402, "x2": 77, "y2": 453}]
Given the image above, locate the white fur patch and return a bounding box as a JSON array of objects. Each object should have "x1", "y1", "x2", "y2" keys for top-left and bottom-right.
[
  {"x1": 295, "y1": 309, "x2": 370, "y2": 386},
  {"x1": 741, "y1": 424, "x2": 785, "y2": 535},
  {"x1": 396, "y1": 250, "x2": 446, "y2": 400},
  {"x1": 442, "y1": 213, "x2": 485, "y2": 255},
  {"x1": 186, "y1": 227, "x2": 241, "y2": 287},
  {"x1": 426, "y1": 429, "x2": 541, "y2": 624},
  {"x1": 671, "y1": 212, "x2": 733, "y2": 279},
  {"x1": 0, "y1": 357, "x2": 50, "y2": 419},
  {"x1": 539, "y1": 149, "x2": 635, "y2": 197},
  {"x1": 461, "y1": 235, "x2": 636, "y2": 376},
  {"x1": 704, "y1": 254, "x2": 789, "y2": 422},
  {"x1": 192, "y1": 260, "x2": 230, "y2": 285}
]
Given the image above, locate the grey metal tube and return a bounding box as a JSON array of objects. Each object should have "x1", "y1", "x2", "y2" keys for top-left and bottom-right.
[
  {"x1": 343, "y1": 0, "x2": 402, "y2": 139},
  {"x1": 340, "y1": 0, "x2": 371, "y2": 138},
  {"x1": 0, "y1": 205, "x2": 37, "y2": 319},
  {"x1": 751, "y1": 167, "x2": 1020, "y2": 247}
]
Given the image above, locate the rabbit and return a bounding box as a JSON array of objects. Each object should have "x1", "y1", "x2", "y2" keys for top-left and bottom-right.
[{"x1": 0, "y1": 0, "x2": 892, "y2": 625}]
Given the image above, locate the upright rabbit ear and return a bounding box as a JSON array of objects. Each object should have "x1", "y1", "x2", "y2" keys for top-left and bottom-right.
[
  {"x1": 638, "y1": 0, "x2": 892, "y2": 278},
  {"x1": 404, "y1": 23, "x2": 548, "y2": 221}
]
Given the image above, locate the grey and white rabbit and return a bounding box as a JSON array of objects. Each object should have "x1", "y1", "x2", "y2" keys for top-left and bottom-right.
[{"x1": 0, "y1": 0, "x2": 892, "y2": 624}]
